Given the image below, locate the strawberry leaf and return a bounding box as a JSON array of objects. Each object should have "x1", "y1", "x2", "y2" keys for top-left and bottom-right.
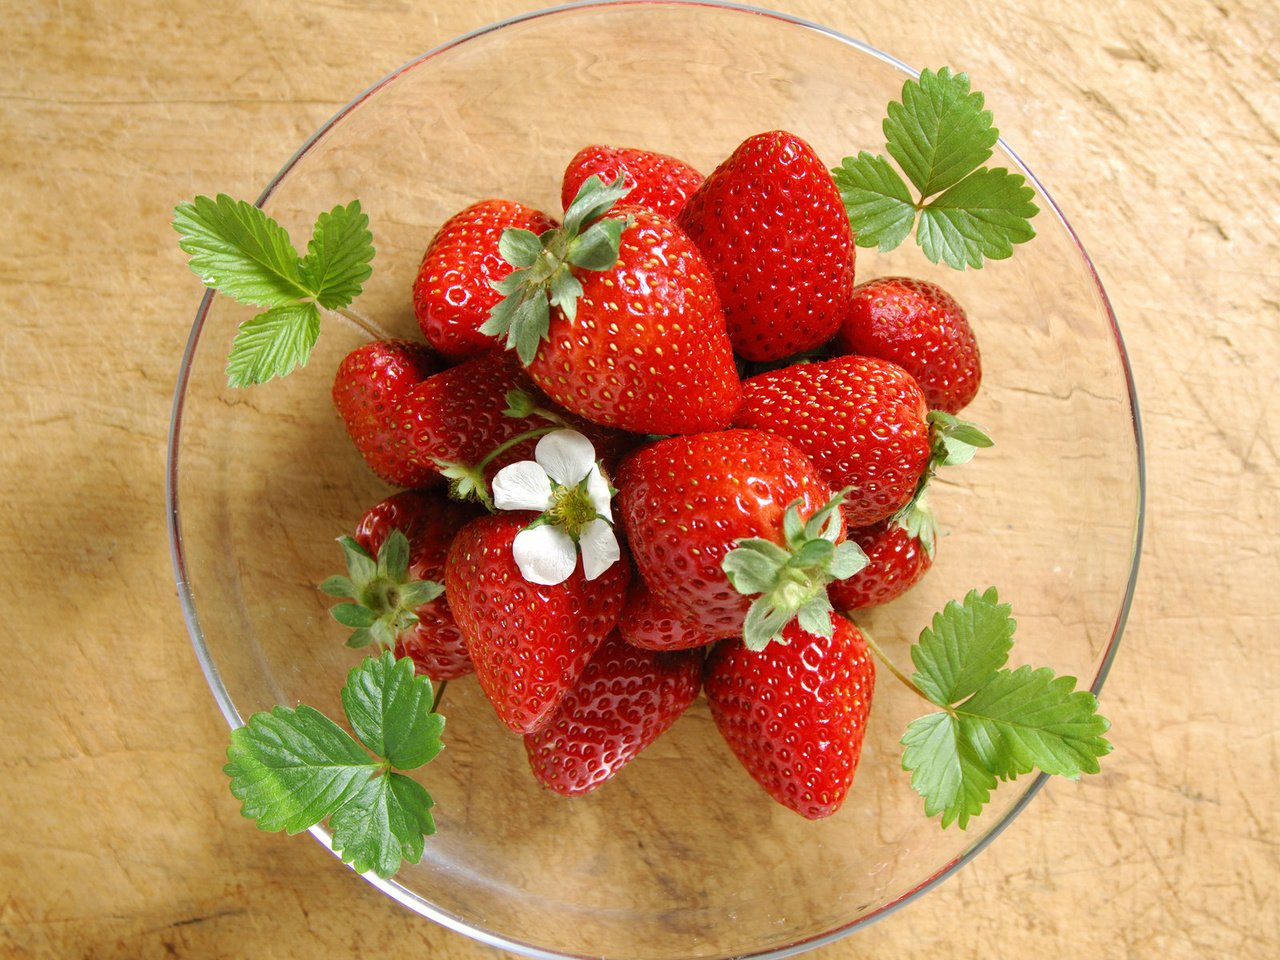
[
  {"x1": 832, "y1": 152, "x2": 917, "y2": 252},
  {"x1": 340, "y1": 652, "x2": 445, "y2": 771},
  {"x1": 224, "y1": 705, "x2": 378, "y2": 834},
  {"x1": 173, "y1": 194, "x2": 309, "y2": 308},
  {"x1": 330, "y1": 772, "x2": 436, "y2": 880},
  {"x1": 909, "y1": 587, "x2": 1014, "y2": 706},
  {"x1": 884, "y1": 67, "x2": 997, "y2": 197},
  {"x1": 893, "y1": 589, "x2": 1112, "y2": 828},
  {"x1": 224, "y1": 302, "x2": 321, "y2": 388},
  {"x1": 223, "y1": 654, "x2": 446, "y2": 880},
  {"x1": 917, "y1": 167, "x2": 1039, "y2": 269},
  {"x1": 299, "y1": 201, "x2": 374, "y2": 309}
]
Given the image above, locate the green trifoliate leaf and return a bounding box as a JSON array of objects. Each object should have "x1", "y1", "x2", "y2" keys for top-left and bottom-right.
[
  {"x1": 896, "y1": 590, "x2": 1112, "y2": 828},
  {"x1": 832, "y1": 152, "x2": 917, "y2": 252},
  {"x1": 173, "y1": 194, "x2": 309, "y2": 308},
  {"x1": 956, "y1": 665, "x2": 1112, "y2": 780},
  {"x1": 224, "y1": 705, "x2": 379, "y2": 834},
  {"x1": 902, "y1": 711, "x2": 998, "y2": 829},
  {"x1": 329, "y1": 772, "x2": 436, "y2": 880},
  {"x1": 340, "y1": 651, "x2": 445, "y2": 771},
  {"x1": 909, "y1": 587, "x2": 1015, "y2": 706},
  {"x1": 884, "y1": 67, "x2": 998, "y2": 197},
  {"x1": 299, "y1": 200, "x2": 374, "y2": 309},
  {"x1": 917, "y1": 167, "x2": 1038, "y2": 269},
  {"x1": 499, "y1": 228, "x2": 544, "y2": 268},
  {"x1": 224, "y1": 302, "x2": 321, "y2": 388}
]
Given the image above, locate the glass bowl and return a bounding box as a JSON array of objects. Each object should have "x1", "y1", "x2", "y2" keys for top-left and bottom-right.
[{"x1": 167, "y1": 2, "x2": 1144, "y2": 957}]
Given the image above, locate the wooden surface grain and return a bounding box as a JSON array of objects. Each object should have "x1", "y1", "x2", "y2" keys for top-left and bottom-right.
[{"x1": 1, "y1": 0, "x2": 1276, "y2": 957}]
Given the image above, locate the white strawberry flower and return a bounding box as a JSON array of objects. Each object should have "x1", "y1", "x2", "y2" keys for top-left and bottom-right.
[{"x1": 490, "y1": 429, "x2": 619, "y2": 586}]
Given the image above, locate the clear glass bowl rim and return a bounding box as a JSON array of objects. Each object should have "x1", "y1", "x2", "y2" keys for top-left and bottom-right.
[{"x1": 165, "y1": 2, "x2": 1147, "y2": 957}]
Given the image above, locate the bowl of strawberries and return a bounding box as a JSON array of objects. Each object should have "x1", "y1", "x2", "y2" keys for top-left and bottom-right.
[{"x1": 168, "y1": 2, "x2": 1143, "y2": 957}]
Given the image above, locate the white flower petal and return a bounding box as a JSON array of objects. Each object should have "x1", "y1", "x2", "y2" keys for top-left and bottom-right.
[
  {"x1": 512, "y1": 524, "x2": 579, "y2": 585},
  {"x1": 578, "y1": 519, "x2": 620, "y2": 581},
  {"x1": 535, "y1": 429, "x2": 596, "y2": 487},
  {"x1": 586, "y1": 465, "x2": 613, "y2": 522},
  {"x1": 492, "y1": 461, "x2": 553, "y2": 513}
]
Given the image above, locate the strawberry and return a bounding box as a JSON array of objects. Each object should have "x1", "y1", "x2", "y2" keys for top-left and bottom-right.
[
  {"x1": 482, "y1": 178, "x2": 740, "y2": 436},
  {"x1": 828, "y1": 497, "x2": 936, "y2": 611},
  {"x1": 560, "y1": 144, "x2": 703, "y2": 220},
  {"x1": 615, "y1": 429, "x2": 854, "y2": 644},
  {"x1": 677, "y1": 130, "x2": 855, "y2": 361},
  {"x1": 733, "y1": 355, "x2": 931, "y2": 528},
  {"x1": 390, "y1": 351, "x2": 628, "y2": 502},
  {"x1": 444, "y1": 512, "x2": 631, "y2": 733},
  {"x1": 350, "y1": 490, "x2": 482, "y2": 679},
  {"x1": 331, "y1": 339, "x2": 444, "y2": 488},
  {"x1": 704, "y1": 613, "x2": 875, "y2": 819},
  {"x1": 618, "y1": 582, "x2": 724, "y2": 651},
  {"x1": 413, "y1": 200, "x2": 558, "y2": 361},
  {"x1": 835, "y1": 277, "x2": 982, "y2": 413},
  {"x1": 524, "y1": 631, "x2": 702, "y2": 795}
]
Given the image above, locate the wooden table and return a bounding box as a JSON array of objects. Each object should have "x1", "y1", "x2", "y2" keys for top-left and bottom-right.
[{"x1": 2, "y1": 0, "x2": 1276, "y2": 956}]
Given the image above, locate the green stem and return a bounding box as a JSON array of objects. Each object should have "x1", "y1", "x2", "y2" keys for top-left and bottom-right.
[
  {"x1": 326, "y1": 305, "x2": 396, "y2": 343},
  {"x1": 856, "y1": 621, "x2": 932, "y2": 703},
  {"x1": 431, "y1": 679, "x2": 448, "y2": 713},
  {"x1": 474, "y1": 425, "x2": 562, "y2": 473}
]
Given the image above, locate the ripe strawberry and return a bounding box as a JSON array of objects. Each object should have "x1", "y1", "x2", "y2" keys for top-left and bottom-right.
[
  {"x1": 835, "y1": 277, "x2": 982, "y2": 413},
  {"x1": 413, "y1": 199, "x2": 558, "y2": 361},
  {"x1": 390, "y1": 351, "x2": 628, "y2": 498},
  {"x1": 614, "y1": 429, "x2": 838, "y2": 639},
  {"x1": 704, "y1": 613, "x2": 875, "y2": 820},
  {"x1": 560, "y1": 144, "x2": 703, "y2": 220},
  {"x1": 483, "y1": 179, "x2": 740, "y2": 436},
  {"x1": 351, "y1": 490, "x2": 482, "y2": 679},
  {"x1": 677, "y1": 130, "x2": 855, "y2": 361},
  {"x1": 828, "y1": 498, "x2": 936, "y2": 611},
  {"x1": 445, "y1": 512, "x2": 631, "y2": 733},
  {"x1": 332, "y1": 339, "x2": 444, "y2": 489},
  {"x1": 618, "y1": 582, "x2": 724, "y2": 651},
  {"x1": 733, "y1": 355, "x2": 931, "y2": 527},
  {"x1": 524, "y1": 631, "x2": 702, "y2": 796}
]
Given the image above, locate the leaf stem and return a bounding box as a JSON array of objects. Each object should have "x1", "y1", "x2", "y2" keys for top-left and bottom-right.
[
  {"x1": 475, "y1": 425, "x2": 561, "y2": 473},
  {"x1": 325, "y1": 305, "x2": 397, "y2": 343},
  {"x1": 855, "y1": 620, "x2": 932, "y2": 703},
  {"x1": 431, "y1": 679, "x2": 448, "y2": 713}
]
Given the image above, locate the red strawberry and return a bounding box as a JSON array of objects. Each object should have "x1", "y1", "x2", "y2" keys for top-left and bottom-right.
[
  {"x1": 483, "y1": 178, "x2": 740, "y2": 436},
  {"x1": 835, "y1": 277, "x2": 982, "y2": 413},
  {"x1": 704, "y1": 613, "x2": 875, "y2": 819},
  {"x1": 677, "y1": 130, "x2": 855, "y2": 361},
  {"x1": 332, "y1": 339, "x2": 445, "y2": 488},
  {"x1": 445, "y1": 512, "x2": 631, "y2": 733},
  {"x1": 561, "y1": 144, "x2": 703, "y2": 220},
  {"x1": 352, "y1": 490, "x2": 482, "y2": 679},
  {"x1": 828, "y1": 497, "x2": 936, "y2": 611},
  {"x1": 524, "y1": 631, "x2": 702, "y2": 796},
  {"x1": 614, "y1": 429, "x2": 837, "y2": 639},
  {"x1": 733, "y1": 355, "x2": 931, "y2": 527},
  {"x1": 413, "y1": 200, "x2": 558, "y2": 361},
  {"x1": 618, "y1": 582, "x2": 724, "y2": 651},
  {"x1": 391, "y1": 351, "x2": 628, "y2": 498}
]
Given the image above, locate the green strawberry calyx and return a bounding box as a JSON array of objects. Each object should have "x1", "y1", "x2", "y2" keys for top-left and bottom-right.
[
  {"x1": 895, "y1": 492, "x2": 939, "y2": 558},
  {"x1": 480, "y1": 175, "x2": 634, "y2": 365},
  {"x1": 722, "y1": 490, "x2": 869, "y2": 651},
  {"x1": 897, "y1": 410, "x2": 994, "y2": 522},
  {"x1": 319, "y1": 530, "x2": 444, "y2": 650}
]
